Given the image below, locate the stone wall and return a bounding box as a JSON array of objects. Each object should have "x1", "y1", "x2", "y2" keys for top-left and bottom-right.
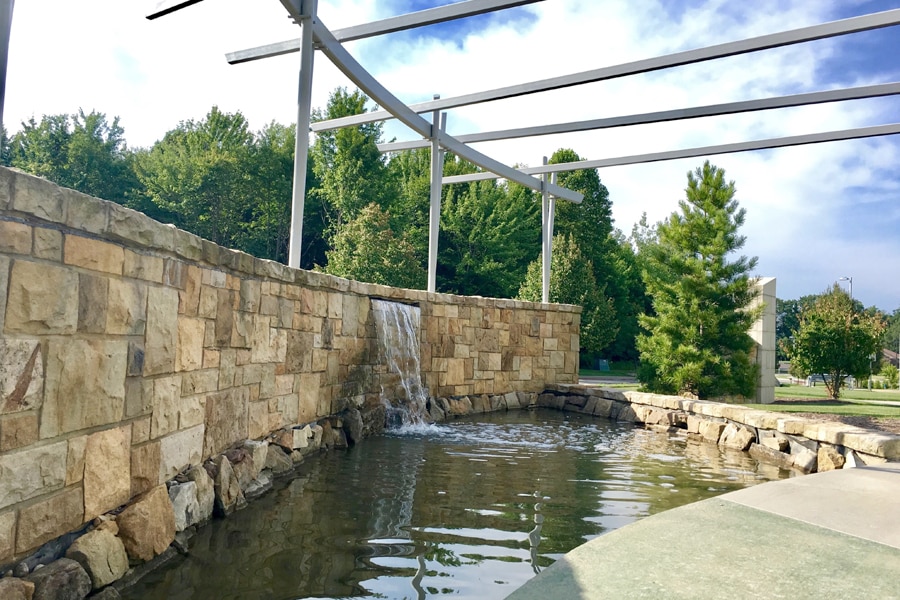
[
  {"x1": 0, "y1": 167, "x2": 580, "y2": 563},
  {"x1": 539, "y1": 384, "x2": 900, "y2": 472}
]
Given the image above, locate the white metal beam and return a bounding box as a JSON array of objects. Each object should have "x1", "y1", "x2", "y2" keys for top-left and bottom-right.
[
  {"x1": 313, "y1": 9, "x2": 900, "y2": 132},
  {"x1": 377, "y1": 82, "x2": 900, "y2": 152},
  {"x1": 311, "y1": 16, "x2": 582, "y2": 203},
  {"x1": 440, "y1": 123, "x2": 900, "y2": 184},
  {"x1": 226, "y1": 0, "x2": 542, "y2": 64},
  {"x1": 428, "y1": 108, "x2": 446, "y2": 293},
  {"x1": 286, "y1": 0, "x2": 316, "y2": 269}
]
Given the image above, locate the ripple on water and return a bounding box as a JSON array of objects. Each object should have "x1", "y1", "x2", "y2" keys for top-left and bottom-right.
[{"x1": 121, "y1": 409, "x2": 790, "y2": 600}]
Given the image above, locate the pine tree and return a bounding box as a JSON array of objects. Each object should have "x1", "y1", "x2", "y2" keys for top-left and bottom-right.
[{"x1": 637, "y1": 161, "x2": 759, "y2": 399}]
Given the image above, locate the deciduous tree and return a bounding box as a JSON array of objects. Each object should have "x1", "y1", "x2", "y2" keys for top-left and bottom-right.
[{"x1": 786, "y1": 285, "x2": 885, "y2": 399}]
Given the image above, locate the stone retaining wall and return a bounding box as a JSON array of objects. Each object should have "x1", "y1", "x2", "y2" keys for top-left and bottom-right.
[
  {"x1": 0, "y1": 167, "x2": 579, "y2": 566},
  {"x1": 539, "y1": 384, "x2": 900, "y2": 472},
  {"x1": 4, "y1": 381, "x2": 898, "y2": 596}
]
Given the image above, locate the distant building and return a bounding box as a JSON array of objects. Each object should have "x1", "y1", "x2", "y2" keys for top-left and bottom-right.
[{"x1": 884, "y1": 348, "x2": 899, "y2": 369}]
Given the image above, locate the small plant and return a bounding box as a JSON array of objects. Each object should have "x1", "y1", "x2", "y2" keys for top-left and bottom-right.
[{"x1": 882, "y1": 364, "x2": 899, "y2": 389}]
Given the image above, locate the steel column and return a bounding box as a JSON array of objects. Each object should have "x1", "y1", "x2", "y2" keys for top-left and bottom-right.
[
  {"x1": 287, "y1": 0, "x2": 317, "y2": 269},
  {"x1": 428, "y1": 103, "x2": 446, "y2": 293},
  {"x1": 541, "y1": 157, "x2": 550, "y2": 304}
]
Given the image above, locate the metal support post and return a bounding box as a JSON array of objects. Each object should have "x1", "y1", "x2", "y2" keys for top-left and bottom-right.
[
  {"x1": 541, "y1": 156, "x2": 549, "y2": 304},
  {"x1": 427, "y1": 99, "x2": 445, "y2": 293},
  {"x1": 0, "y1": 0, "x2": 14, "y2": 128},
  {"x1": 547, "y1": 172, "x2": 557, "y2": 298},
  {"x1": 287, "y1": 0, "x2": 317, "y2": 269}
]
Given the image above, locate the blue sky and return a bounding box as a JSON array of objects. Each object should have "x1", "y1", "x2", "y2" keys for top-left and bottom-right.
[{"x1": 6, "y1": 0, "x2": 900, "y2": 311}]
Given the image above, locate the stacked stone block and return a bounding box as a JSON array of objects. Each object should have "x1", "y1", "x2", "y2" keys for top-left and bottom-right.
[{"x1": 0, "y1": 167, "x2": 579, "y2": 565}]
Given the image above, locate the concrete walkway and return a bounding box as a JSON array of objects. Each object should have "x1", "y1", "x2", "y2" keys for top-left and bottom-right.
[{"x1": 506, "y1": 463, "x2": 900, "y2": 599}]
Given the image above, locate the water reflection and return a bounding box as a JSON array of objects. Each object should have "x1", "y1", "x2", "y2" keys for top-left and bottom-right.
[{"x1": 123, "y1": 410, "x2": 789, "y2": 600}]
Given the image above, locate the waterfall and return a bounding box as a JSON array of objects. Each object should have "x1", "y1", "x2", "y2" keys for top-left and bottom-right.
[{"x1": 371, "y1": 299, "x2": 431, "y2": 428}]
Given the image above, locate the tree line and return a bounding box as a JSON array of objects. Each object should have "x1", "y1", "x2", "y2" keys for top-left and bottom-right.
[
  {"x1": 3, "y1": 89, "x2": 648, "y2": 362},
  {"x1": 7, "y1": 87, "x2": 829, "y2": 401}
]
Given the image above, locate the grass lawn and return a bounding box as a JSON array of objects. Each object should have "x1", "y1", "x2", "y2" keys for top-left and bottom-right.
[
  {"x1": 774, "y1": 385, "x2": 900, "y2": 403},
  {"x1": 744, "y1": 402, "x2": 900, "y2": 418}
]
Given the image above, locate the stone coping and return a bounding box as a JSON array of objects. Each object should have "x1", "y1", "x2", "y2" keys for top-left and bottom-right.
[
  {"x1": 0, "y1": 167, "x2": 580, "y2": 314},
  {"x1": 548, "y1": 384, "x2": 900, "y2": 461}
]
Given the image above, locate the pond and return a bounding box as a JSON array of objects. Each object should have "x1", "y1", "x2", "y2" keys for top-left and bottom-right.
[{"x1": 122, "y1": 409, "x2": 791, "y2": 600}]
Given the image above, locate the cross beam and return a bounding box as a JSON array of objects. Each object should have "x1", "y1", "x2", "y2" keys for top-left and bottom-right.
[
  {"x1": 440, "y1": 123, "x2": 900, "y2": 184},
  {"x1": 377, "y1": 82, "x2": 900, "y2": 152},
  {"x1": 310, "y1": 15, "x2": 582, "y2": 204},
  {"x1": 226, "y1": 0, "x2": 542, "y2": 64},
  {"x1": 312, "y1": 8, "x2": 900, "y2": 132}
]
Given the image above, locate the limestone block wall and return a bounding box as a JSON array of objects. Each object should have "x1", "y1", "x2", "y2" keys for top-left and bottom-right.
[
  {"x1": 0, "y1": 167, "x2": 580, "y2": 562},
  {"x1": 540, "y1": 384, "x2": 900, "y2": 472}
]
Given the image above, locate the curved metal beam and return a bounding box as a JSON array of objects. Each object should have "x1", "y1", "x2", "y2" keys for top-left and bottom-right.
[{"x1": 311, "y1": 16, "x2": 582, "y2": 203}]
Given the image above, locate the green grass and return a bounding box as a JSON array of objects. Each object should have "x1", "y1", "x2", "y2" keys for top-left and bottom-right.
[
  {"x1": 774, "y1": 384, "x2": 900, "y2": 403},
  {"x1": 579, "y1": 368, "x2": 635, "y2": 377},
  {"x1": 745, "y1": 402, "x2": 900, "y2": 418}
]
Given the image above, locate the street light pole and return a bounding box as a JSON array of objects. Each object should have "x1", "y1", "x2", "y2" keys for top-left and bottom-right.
[{"x1": 838, "y1": 276, "x2": 852, "y2": 299}]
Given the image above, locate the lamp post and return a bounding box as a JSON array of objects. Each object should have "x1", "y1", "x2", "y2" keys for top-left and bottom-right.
[{"x1": 838, "y1": 276, "x2": 852, "y2": 299}]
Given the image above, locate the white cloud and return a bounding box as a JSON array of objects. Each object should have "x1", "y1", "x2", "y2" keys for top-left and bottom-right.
[{"x1": 5, "y1": 0, "x2": 900, "y2": 309}]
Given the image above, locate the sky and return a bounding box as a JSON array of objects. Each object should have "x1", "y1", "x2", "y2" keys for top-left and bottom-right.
[{"x1": 6, "y1": 0, "x2": 900, "y2": 311}]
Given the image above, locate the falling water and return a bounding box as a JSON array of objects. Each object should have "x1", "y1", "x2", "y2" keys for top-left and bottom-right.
[{"x1": 371, "y1": 299, "x2": 431, "y2": 428}]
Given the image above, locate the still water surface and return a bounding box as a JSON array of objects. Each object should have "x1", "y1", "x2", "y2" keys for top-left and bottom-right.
[{"x1": 123, "y1": 410, "x2": 790, "y2": 600}]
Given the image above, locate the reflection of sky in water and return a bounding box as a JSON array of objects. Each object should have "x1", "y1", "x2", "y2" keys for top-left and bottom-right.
[{"x1": 122, "y1": 410, "x2": 790, "y2": 600}]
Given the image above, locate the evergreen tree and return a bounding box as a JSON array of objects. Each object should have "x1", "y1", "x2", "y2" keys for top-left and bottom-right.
[
  {"x1": 637, "y1": 161, "x2": 759, "y2": 399},
  {"x1": 549, "y1": 149, "x2": 643, "y2": 360},
  {"x1": 518, "y1": 234, "x2": 617, "y2": 354}
]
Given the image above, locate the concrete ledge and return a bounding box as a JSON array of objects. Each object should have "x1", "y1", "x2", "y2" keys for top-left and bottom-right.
[{"x1": 507, "y1": 465, "x2": 900, "y2": 600}]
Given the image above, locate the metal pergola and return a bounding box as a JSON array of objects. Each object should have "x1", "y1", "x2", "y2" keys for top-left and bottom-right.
[{"x1": 148, "y1": 1, "x2": 900, "y2": 303}]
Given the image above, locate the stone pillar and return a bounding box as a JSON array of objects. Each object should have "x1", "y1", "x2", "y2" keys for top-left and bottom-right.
[{"x1": 750, "y1": 277, "x2": 777, "y2": 404}]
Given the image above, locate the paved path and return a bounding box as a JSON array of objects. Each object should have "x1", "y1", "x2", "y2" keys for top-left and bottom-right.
[{"x1": 506, "y1": 463, "x2": 900, "y2": 599}]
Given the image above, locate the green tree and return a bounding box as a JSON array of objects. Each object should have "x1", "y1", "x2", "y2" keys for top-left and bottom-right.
[
  {"x1": 883, "y1": 308, "x2": 900, "y2": 354},
  {"x1": 775, "y1": 295, "x2": 819, "y2": 362},
  {"x1": 881, "y1": 363, "x2": 899, "y2": 389},
  {"x1": 311, "y1": 88, "x2": 394, "y2": 235},
  {"x1": 637, "y1": 161, "x2": 759, "y2": 399},
  {"x1": 324, "y1": 203, "x2": 426, "y2": 289},
  {"x1": 518, "y1": 234, "x2": 617, "y2": 354},
  {"x1": 9, "y1": 110, "x2": 137, "y2": 204},
  {"x1": 133, "y1": 106, "x2": 254, "y2": 247},
  {"x1": 786, "y1": 285, "x2": 885, "y2": 399},
  {"x1": 550, "y1": 149, "x2": 644, "y2": 361},
  {"x1": 439, "y1": 169, "x2": 540, "y2": 298}
]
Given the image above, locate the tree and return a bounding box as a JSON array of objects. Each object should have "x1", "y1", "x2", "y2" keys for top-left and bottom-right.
[
  {"x1": 9, "y1": 110, "x2": 137, "y2": 204},
  {"x1": 883, "y1": 308, "x2": 900, "y2": 354},
  {"x1": 133, "y1": 106, "x2": 254, "y2": 247},
  {"x1": 775, "y1": 295, "x2": 819, "y2": 362},
  {"x1": 518, "y1": 234, "x2": 617, "y2": 354},
  {"x1": 438, "y1": 171, "x2": 540, "y2": 298},
  {"x1": 550, "y1": 149, "x2": 644, "y2": 360},
  {"x1": 786, "y1": 285, "x2": 885, "y2": 399},
  {"x1": 311, "y1": 88, "x2": 394, "y2": 235},
  {"x1": 637, "y1": 161, "x2": 760, "y2": 399},
  {"x1": 324, "y1": 203, "x2": 426, "y2": 289}
]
